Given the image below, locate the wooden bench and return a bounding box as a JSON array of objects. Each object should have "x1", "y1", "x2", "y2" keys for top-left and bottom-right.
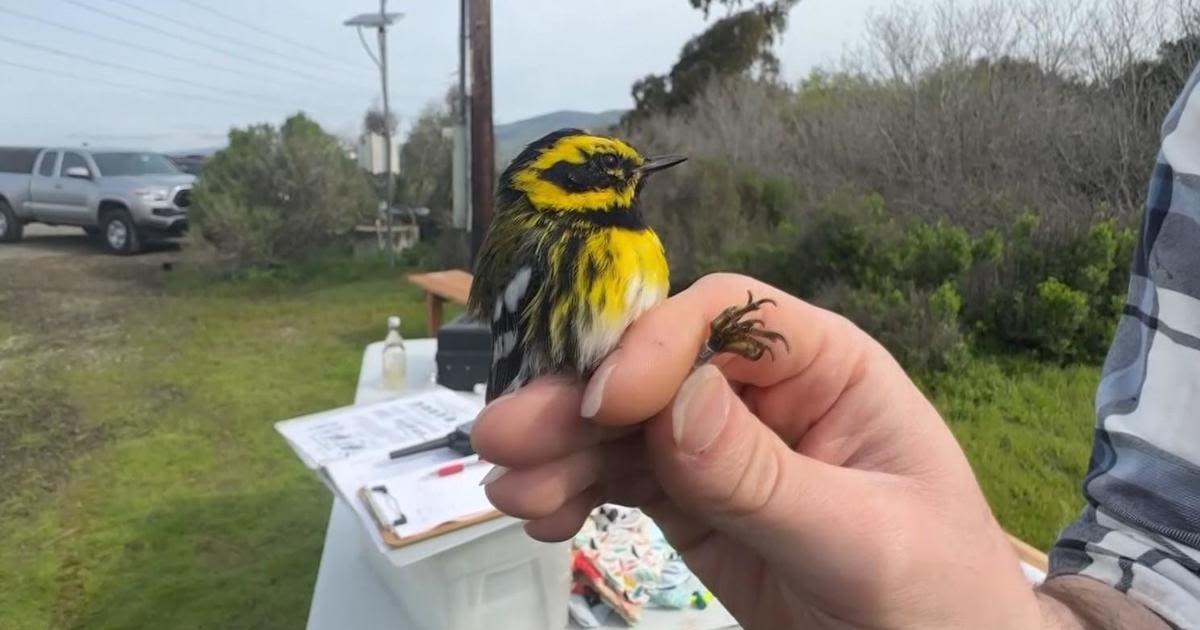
[
  {"x1": 1008, "y1": 532, "x2": 1049, "y2": 574},
  {"x1": 408, "y1": 270, "x2": 473, "y2": 335}
]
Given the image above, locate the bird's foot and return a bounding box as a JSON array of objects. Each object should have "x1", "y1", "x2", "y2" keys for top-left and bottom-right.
[{"x1": 695, "y1": 290, "x2": 790, "y2": 367}]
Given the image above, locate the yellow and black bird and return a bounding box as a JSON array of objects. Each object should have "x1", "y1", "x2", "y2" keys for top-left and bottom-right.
[{"x1": 468, "y1": 128, "x2": 785, "y2": 402}]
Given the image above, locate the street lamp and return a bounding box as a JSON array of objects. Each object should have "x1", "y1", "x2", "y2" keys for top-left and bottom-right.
[{"x1": 345, "y1": 3, "x2": 403, "y2": 268}]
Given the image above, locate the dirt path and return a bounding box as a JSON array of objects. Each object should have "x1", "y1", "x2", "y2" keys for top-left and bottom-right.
[
  {"x1": 0, "y1": 225, "x2": 99, "y2": 262},
  {"x1": 0, "y1": 223, "x2": 214, "y2": 381},
  {"x1": 0, "y1": 224, "x2": 184, "y2": 285}
]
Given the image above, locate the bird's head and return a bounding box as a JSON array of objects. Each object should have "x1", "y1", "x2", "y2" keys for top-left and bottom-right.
[{"x1": 498, "y1": 128, "x2": 686, "y2": 216}]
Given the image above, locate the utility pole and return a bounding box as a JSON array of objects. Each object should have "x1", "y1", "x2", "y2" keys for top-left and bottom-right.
[
  {"x1": 378, "y1": 0, "x2": 395, "y2": 269},
  {"x1": 344, "y1": 4, "x2": 402, "y2": 268},
  {"x1": 450, "y1": 0, "x2": 471, "y2": 238},
  {"x1": 468, "y1": 0, "x2": 494, "y2": 266}
]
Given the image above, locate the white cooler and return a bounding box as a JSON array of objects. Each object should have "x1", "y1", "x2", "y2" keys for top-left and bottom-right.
[{"x1": 358, "y1": 514, "x2": 571, "y2": 630}]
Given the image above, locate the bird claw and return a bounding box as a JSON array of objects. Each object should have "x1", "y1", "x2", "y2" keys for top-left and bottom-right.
[{"x1": 697, "y1": 290, "x2": 790, "y2": 366}]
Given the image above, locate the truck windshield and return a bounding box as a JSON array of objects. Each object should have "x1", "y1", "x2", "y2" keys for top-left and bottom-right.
[{"x1": 92, "y1": 152, "x2": 181, "y2": 177}]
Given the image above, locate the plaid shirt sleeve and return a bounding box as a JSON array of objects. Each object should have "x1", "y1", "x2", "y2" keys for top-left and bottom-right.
[{"x1": 1047, "y1": 61, "x2": 1200, "y2": 629}]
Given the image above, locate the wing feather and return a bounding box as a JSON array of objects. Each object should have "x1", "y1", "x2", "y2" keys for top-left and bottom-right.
[{"x1": 486, "y1": 265, "x2": 541, "y2": 401}]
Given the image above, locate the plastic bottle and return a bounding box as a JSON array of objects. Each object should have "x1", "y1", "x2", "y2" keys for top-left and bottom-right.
[{"x1": 381, "y1": 316, "x2": 408, "y2": 391}]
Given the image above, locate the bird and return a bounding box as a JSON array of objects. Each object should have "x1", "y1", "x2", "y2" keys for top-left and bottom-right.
[{"x1": 468, "y1": 128, "x2": 787, "y2": 402}]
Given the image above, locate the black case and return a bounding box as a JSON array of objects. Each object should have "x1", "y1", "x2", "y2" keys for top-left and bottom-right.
[{"x1": 435, "y1": 314, "x2": 493, "y2": 392}]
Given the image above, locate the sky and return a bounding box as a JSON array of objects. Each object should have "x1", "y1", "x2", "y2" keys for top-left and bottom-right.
[{"x1": 0, "y1": 0, "x2": 971, "y2": 151}]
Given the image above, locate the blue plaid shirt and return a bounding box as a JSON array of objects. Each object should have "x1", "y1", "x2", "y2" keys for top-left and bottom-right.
[{"x1": 1049, "y1": 62, "x2": 1200, "y2": 629}]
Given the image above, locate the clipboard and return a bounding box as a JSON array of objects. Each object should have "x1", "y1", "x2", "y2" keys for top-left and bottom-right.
[
  {"x1": 356, "y1": 455, "x2": 504, "y2": 549},
  {"x1": 358, "y1": 487, "x2": 503, "y2": 548}
]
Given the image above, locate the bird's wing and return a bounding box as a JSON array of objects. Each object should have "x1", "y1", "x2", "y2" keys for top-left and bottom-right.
[
  {"x1": 469, "y1": 198, "x2": 547, "y2": 403},
  {"x1": 486, "y1": 263, "x2": 542, "y2": 402}
]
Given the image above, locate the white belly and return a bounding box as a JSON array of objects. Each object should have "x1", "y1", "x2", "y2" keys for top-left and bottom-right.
[{"x1": 574, "y1": 272, "x2": 667, "y2": 372}]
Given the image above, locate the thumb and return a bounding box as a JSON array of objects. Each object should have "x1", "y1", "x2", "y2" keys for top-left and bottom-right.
[{"x1": 646, "y1": 364, "x2": 859, "y2": 564}]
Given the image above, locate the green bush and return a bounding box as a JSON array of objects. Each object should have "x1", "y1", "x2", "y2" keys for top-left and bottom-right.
[
  {"x1": 705, "y1": 189, "x2": 1135, "y2": 370},
  {"x1": 192, "y1": 113, "x2": 376, "y2": 267},
  {"x1": 713, "y1": 190, "x2": 979, "y2": 287},
  {"x1": 649, "y1": 156, "x2": 798, "y2": 283},
  {"x1": 708, "y1": 191, "x2": 889, "y2": 295},
  {"x1": 902, "y1": 221, "x2": 975, "y2": 289},
  {"x1": 972, "y1": 213, "x2": 1135, "y2": 362},
  {"x1": 1029, "y1": 278, "x2": 1091, "y2": 359},
  {"x1": 706, "y1": 192, "x2": 980, "y2": 371},
  {"x1": 815, "y1": 281, "x2": 968, "y2": 372}
]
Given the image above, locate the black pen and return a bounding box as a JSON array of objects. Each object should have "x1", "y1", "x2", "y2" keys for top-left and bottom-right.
[{"x1": 388, "y1": 420, "x2": 476, "y2": 459}]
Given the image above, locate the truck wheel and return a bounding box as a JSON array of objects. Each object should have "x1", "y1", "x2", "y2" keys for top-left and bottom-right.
[
  {"x1": 0, "y1": 200, "x2": 22, "y2": 243},
  {"x1": 100, "y1": 210, "x2": 140, "y2": 255}
]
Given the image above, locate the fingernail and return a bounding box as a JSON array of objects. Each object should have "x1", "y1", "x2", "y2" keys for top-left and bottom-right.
[
  {"x1": 672, "y1": 365, "x2": 731, "y2": 455},
  {"x1": 480, "y1": 465, "x2": 509, "y2": 486},
  {"x1": 580, "y1": 358, "x2": 617, "y2": 419}
]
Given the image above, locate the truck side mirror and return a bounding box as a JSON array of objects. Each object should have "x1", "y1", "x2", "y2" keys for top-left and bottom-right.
[{"x1": 65, "y1": 166, "x2": 92, "y2": 180}]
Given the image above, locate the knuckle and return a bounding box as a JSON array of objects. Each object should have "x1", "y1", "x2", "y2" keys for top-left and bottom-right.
[{"x1": 718, "y1": 430, "x2": 787, "y2": 519}]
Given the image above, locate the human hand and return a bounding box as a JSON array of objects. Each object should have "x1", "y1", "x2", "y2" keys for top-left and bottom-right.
[{"x1": 471, "y1": 274, "x2": 1046, "y2": 629}]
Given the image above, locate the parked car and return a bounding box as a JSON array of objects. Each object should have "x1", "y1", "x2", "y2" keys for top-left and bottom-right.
[
  {"x1": 166, "y1": 153, "x2": 209, "y2": 176},
  {"x1": 0, "y1": 146, "x2": 195, "y2": 254}
]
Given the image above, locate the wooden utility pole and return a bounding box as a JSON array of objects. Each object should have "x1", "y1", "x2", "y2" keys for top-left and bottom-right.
[{"x1": 468, "y1": 0, "x2": 494, "y2": 266}]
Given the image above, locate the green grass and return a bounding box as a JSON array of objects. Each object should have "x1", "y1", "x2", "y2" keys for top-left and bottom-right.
[
  {"x1": 921, "y1": 358, "x2": 1100, "y2": 550},
  {"x1": 0, "y1": 254, "x2": 1098, "y2": 628},
  {"x1": 0, "y1": 257, "x2": 442, "y2": 630}
]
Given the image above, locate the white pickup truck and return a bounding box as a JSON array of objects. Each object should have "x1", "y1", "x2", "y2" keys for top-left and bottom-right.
[{"x1": 0, "y1": 146, "x2": 196, "y2": 254}]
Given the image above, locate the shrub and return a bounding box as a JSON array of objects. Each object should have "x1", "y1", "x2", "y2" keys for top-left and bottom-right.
[
  {"x1": 705, "y1": 189, "x2": 1134, "y2": 369},
  {"x1": 902, "y1": 221, "x2": 975, "y2": 289},
  {"x1": 711, "y1": 191, "x2": 981, "y2": 294},
  {"x1": 972, "y1": 213, "x2": 1135, "y2": 362},
  {"x1": 192, "y1": 113, "x2": 376, "y2": 266},
  {"x1": 1030, "y1": 278, "x2": 1091, "y2": 360},
  {"x1": 649, "y1": 156, "x2": 797, "y2": 282},
  {"x1": 815, "y1": 281, "x2": 968, "y2": 372}
]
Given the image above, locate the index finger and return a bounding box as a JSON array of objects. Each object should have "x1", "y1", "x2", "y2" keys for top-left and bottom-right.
[
  {"x1": 470, "y1": 376, "x2": 637, "y2": 468},
  {"x1": 579, "y1": 273, "x2": 860, "y2": 426}
]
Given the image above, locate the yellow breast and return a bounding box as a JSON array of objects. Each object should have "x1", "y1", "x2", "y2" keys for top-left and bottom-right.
[{"x1": 572, "y1": 227, "x2": 669, "y2": 369}]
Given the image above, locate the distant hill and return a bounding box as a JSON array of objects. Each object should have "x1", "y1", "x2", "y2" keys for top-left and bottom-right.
[{"x1": 495, "y1": 109, "x2": 626, "y2": 164}]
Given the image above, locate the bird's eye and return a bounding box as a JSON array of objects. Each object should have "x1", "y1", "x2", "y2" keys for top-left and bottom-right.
[{"x1": 599, "y1": 154, "x2": 619, "y2": 169}]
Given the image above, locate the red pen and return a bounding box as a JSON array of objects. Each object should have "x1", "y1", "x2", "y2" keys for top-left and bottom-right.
[{"x1": 426, "y1": 459, "x2": 486, "y2": 478}]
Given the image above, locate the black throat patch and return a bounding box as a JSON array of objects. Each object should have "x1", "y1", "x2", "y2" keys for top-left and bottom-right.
[{"x1": 574, "y1": 206, "x2": 647, "y2": 230}]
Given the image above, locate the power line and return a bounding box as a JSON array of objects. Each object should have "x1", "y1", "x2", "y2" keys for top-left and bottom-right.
[
  {"x1": 0, "y1": 33, "x2": 275, "y2": 107},
  {"x1": 71, "y1": 0, "x2": 366, "y2": 90},
  {"x1": 0, "y1": 4, "x2": 341, "y2": 99},
  {"x1": 104, "y1": 0, "x2": 358, "y2": 76},
  {"x1": 175, "y1": 0, "x2": 363, "y2": 72},
  {"x1": 64, "y1": 0, "x2": 371, "y2": 93},
  {"x1": 0, "y1": 58, "x2": 247, "y2": 109}
]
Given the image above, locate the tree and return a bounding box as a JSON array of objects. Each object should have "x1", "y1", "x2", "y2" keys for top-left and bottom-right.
[
  {"x1": 397, "y1": 103, "x2": 453, "y2": 215},
  {"x1": 363, "y1": 106, "x2": 398, "y2": 137},
  {"x1": 192, "y1": 113, "x2": 376, "y2": 266},
  {"x1": 1111, "y1": 33, "x2": 1200, "y2": 125},
  {"x1": 625, "y1": 0, "x2": 800, "y2": 122}
]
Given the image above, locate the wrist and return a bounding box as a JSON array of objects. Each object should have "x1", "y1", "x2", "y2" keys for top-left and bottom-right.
[{"x1": 1035, "y1": 575, "x2": 1169, "y2": 630}]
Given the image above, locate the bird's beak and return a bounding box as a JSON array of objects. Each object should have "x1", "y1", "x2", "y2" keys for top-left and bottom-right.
[{"x1": 636, "y1": 154, "x2": 687, "y2": 175}]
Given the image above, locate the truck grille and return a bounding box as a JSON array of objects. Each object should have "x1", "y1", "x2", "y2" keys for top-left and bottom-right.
[{"x1": 174, "y1": 189, "x2": 192, "y2": 208}]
